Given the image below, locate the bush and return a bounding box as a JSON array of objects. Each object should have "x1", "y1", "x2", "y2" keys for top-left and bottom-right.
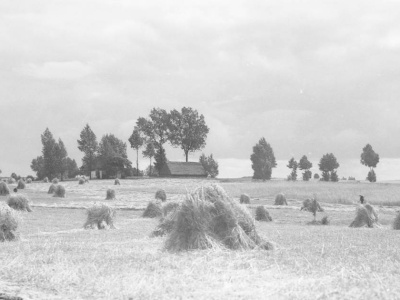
[
  {"x1": 0, "y1": 204, "x2": 20, "y2": 241},
  {"x1": 240, "y1": 194, "x2": 250, "y2": 204},
  {"x1": 84, "y1": 203, "x2": 116, "y2": 229},
  {"x1": 142, "y1": 201, "x2": 162, "y2": 218},
  {"x1": 0, "y1": 182, "x2": 10, "y2": 196},
  {"x1": 155, "y1": 189, "x2": 167, "y2": 202},
  {"x1": 114, "y1": 178, "x2": 120, "y2": 185},
  {"x1": 17, "y1": 180, "x2": 26, "y2": 189},
  {"x1": 105, "y1": 189, "x2": 116, "y2": 200},
  {"x1": 7, "y1": 195, "x2": 32, "y2": 212},
  {"x1": 255, "y1": 206, "x2": 272, "y2": 222},
  {"x1": 274, "y1": 193, "x2": 287, "y2": 205},
  {"x1": 53, "y1": 185, "x2": 66, "y2": 198}
]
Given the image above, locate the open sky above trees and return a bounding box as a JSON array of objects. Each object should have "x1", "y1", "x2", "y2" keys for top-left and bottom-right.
[{"x1": 1, "y1": 0, "x2": 400, "y2": 179}]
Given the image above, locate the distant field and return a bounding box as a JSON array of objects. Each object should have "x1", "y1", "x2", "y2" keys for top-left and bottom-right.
[{"x1": 0, "y1": 178, "x2": 400, "y2": 299}]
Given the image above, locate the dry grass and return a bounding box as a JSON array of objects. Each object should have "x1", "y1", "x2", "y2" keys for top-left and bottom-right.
[
  {"x1": 240, "y1": 193, "x2": 250, "y2": 204},
  {"x1": 0, "y1": 181, "x2": 10, "y2": 196},
  {"x1": 84, "y1": 203, "x2": 116, "y2": 229},
  {"x1": 7, "y1": 194, "x2": 33, "y2": 212}
]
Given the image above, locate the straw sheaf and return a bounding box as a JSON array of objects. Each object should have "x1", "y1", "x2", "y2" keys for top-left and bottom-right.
[
  {"x1": 274, "y1": 193, "x2": 287, "y2": 205},
  {"x1": 114, "y1": 178, "x2": 120, "y2": 185},
  {"x1": 155, "y1": 189, "x2": 167, "y2": 202},
  {"x1": 105, "y1": 189, "x2": 116, "y2": 200},
  {"x1": 255, "y1": 206, "x2": 272, "y2": 222},
  {"x1": 48, "y1": 183, "x2": 57, "y2": 194},
  {"x1": 53, "y1": 185, "x2": 66, "y2": 198},
  {"x1": 349, "y1": 205, "x2": 375, "y2": 228},
  {"x1": 142, "y1": 201, "x2": 162, "y2": 218},
  {"x1": 0, "y1": 182, "x2": 10, "y2": 196},
  {"x1": 0, "y1": 204, "x2": 20, "y2": 241},
  {"x1": 7, "y1": 194, "x2": 33, "y2": 212},
  {"x1": 240, "y1": 194, "x2": 250, "y2": 204},
  {"x1": 393, "y1": 212, "x2": 400, "y2": 230},
  {"x1": 17, "y1": 180, "x2": 26, "y2": 190},
  {"x1": 84, "y1": 203, "x2": 116, "y2": 230}
]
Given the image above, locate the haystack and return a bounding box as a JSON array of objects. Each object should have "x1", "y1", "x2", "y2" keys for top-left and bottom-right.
[
  {"x1": 43, "y1": 177, "x2": 49, "y2": 183},
  {"x1": 142, "y1": 201, "x2": 162, "y2": 218},
  {"x1": 7, "y1": 194, "x2": 33, "y2": 212},
  {"x1": 0, "y1": 182, "x2": 10, "y2": 196},
  {"x1": 26, "y1": 178, "x2": 32, "y2": 183},
  {"x1": 7, "y1": 178, "x2": 15, "y2": 184},
  {"x1": 393, "y1": 212, "x2": 400, "y2": 230},
  {"x1": 0, "y1": 204, "x2": 20, "y2": 241},
  {"x1": 84, "y1": 203, "x2": 116, "y2": 229},
  {"x1": 78, "y1": 177, "x2": 85, "y2": 185},
  {"x1": 114, "y1": 178, "x2": 120, "y2": 185},
  {"x1": 240, "y1": 194, "x2": 250, "y2": 204},
  {"x1": 17, "y1": 180, "x2": 26, "y2": 190},
  {"x1": 53, "y1": 185, "x2": 66, "y2": 198},
  {"x1": 48, "y1": 183, "x2": 57, "y2": 194},
  {"x1": 105, "y1": 189, "x2": 116, "y2": 200},
  {"x1": 163, "y1": 183, "x2": 273, "y2": 252},
  {"x1": 349, "y1": 204, "x2": 377, "y2": 228},
  {"x1": 274, "y1": 193, "x2": 287, "y2": 205},
  {"x1": 152, "y1": 208, "x2": 179, "y2": 237},
  {"x1": 255, "y1": 206, "x2": 272, "y2": 222},
  {"x1": 301, "y1": 199, "x2": 324, "y2": 213},
  {"x1": 155, "y1": 189, "x2": 167, "y2": 202},
  {"x1": 52, "y1": 178, "x2": 59, "y2": 184},
  {"x1": 162, "y1": 201, "x2": 180, "y2": 216}
]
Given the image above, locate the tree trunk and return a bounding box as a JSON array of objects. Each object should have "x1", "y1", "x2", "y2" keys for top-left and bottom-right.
[
  {"x1": 149, "y1": 158, "x2": 152, "y2": 175},
  {"x1": 185, "y1": 151, "x2": 189, "y2": 162}
]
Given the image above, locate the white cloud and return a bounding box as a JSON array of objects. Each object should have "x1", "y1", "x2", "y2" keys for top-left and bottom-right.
[{"x1": 18, "y1": 61, "x2": 93, "y2": 80}]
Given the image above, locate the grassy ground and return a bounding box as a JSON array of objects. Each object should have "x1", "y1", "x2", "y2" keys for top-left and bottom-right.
[{"x1": 0, "y1": 179, "x2": 400, "y2": 299}]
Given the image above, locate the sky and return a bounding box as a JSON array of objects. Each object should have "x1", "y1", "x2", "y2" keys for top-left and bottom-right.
[{"x1": 1, "y1": 0, "x2": 400, "y2": 180}]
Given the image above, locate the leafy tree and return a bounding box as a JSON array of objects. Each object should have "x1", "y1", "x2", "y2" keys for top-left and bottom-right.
[
  {"x1": 287, "y1": 158, "x2": 298, "y2": 181},
  {"x1": 98, "y1": 134, "x2": 131, "y2": 178},
  {"x1": 360, "y1": 144, "x2": 379, "y2": 182},
  {"x1": 199, "y1": 153, "x2": 219, "y2": 178},
  {"x1": 250, "y1": 137, "x2": 277, "y2": 181},
  {"x1": 154, "y1": 147, "x2": 167, "y2": 173},
  {"x1": 65, "y1": 158, "x2": 79, "y2": 178},
  {"x1": 77, "y1": 124, "x2": 98, "y2": 179},
  {"x1": 142, "y1": 143, "x2": 156, "y2": 176},
  {"x1": 299, "y1": 155, "x2": 313, "y2": 181},
  {"x1": 31, "y1": 156, "x2": 45, "y2": 179},
  {"x1": 128, "y1": 128, "x2": 144, "y2": 176},
  {"x1": 330, "y1": 170, "x2": 339, "y2": 182},
  {"x1": 318, "y1": 153, "x2": 339, "y2": 182},
  {"x1": 41, "y1": 128, "x2": 57, "y2": 179},
  {"x1": 169, "y1": 107, "x2": 209, "y2": 162},
  {"x1": 54, "y1": 138, "x2": 68, "y2": 180}
]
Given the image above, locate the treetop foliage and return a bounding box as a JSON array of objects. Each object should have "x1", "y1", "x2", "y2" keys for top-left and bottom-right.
[
  {"x1": 199, "y1": 153, "x2": 219, "y2": 178},
  {"x1": 250, "y1": 137, "x2": 276, "y2": 180},
  {"x1": 360, "y1": 144, "x2": 379, "y2": 169}
]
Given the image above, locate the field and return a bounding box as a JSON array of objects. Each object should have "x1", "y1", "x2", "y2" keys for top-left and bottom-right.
[{"x1": 1, "y1": 178, "x2": 400, "y2": 299}]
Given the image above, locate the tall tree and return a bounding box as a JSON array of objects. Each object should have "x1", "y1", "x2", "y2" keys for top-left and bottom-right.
[
  {"x1": 142, "y1": 142, "x2": 156, "y2": 176},
  {"x1": 41, "y1": 128, "x2": 57, "y2": 179},
  {"x1": 287, "y1": 158, "x2": 298, "y2": 181},
  {"x1": 65, "y1": 158, "x2": 79, "y2": 178},
  {"x1": 199, "y1": 153, "x2": 219, "y2": 178},
  {"x1": 154, "y1": 147, "x2": 167, "y2": 173},
  {"x1": 298, "y1": 155, "x2": 313, "y2": 181},
  {"x1": 250, "y1": 138, "x2": 277, "y2": 181},
  {"x1": 31, "y1": 156, "x2": 45, "y2": 179},
  {"x1": 360, "y1": 144, "x2": 379, "y2": 182},
  {"x1": 98, "y1": 134, "x2": 131, "y2": 178},
  {"x1": 128, "y1": 128, "x2": 144, "y2": 176},
  {"x1": 169, "y1": 107, "x2": 209, "y2": 162},
  {"x1": 77, "y1": 124, "x2": 98, "y2": 179},
  {"x1": 318, "y1": 153, "x2": 339, "y2": 182},
  {"x1": 54, "y1": 138, "x2": 68, "y2": 180}
]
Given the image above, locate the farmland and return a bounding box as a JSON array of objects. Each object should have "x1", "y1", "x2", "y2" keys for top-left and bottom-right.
[{"x1": 1, "y1": 178, "x2": 400, "y2": 299}]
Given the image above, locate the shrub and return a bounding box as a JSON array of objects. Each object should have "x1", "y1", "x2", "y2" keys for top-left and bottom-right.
[
  {"x1": 52, "y1": 178, "x2": 59, "y2": 184},
  {"x1": 0, "y1": 182, "x2": 10, "y2": 196},
  {"x1": 43, "y1": 177, "x2": 49, "y2": 183},
  {"x1": 163, "y1": 183, "x2": 273, "y2": 252},
  {"x1": 274, "y1": 193, "x2": 287, "y2": 205},
  {"x1": 393, "y1": 212, "x2": 400, "y2": 230},
  {"x1": 155, "y1": 189, "x2": 167, "y2": 202},
  {"x1": 7, "y1": 195, "x2": 32, "y2": 212},
  {"x1": 84, "y1": 203, "x2": 116, "y2": 229},
  {"x1": 17, "y1": 180, "x2": 26, "y2": 189},
  {"x1": 142, "y1": 201, "x2": 162, "y2": 218},
  {"x1": 240, "y1": 194, "x2": 250, "y2": 204},
  {"x1": 53, "y1": 185, "x2": 66, "y2": 198},
  {"x1": 0, "y1": 204, "x2": 20, "y2": 241},
  {"x1": 105, "y1": 189, "x2": 116, "y2": 200},
  {"x1": 78, "y1": 177, "x2": 85, "y2": 185},
  {"x1": 26, "y1": 178, "x2": 32, "y2": 184},
  {"x1": 255, "y1": 206, "x2": 272, "y2": 222},
  {"x1": 114, "y1": 178, "x2": 120, "y2": 185},
  {"x1": 48, "y1": 184, "x2": 57, "y2": 194}
]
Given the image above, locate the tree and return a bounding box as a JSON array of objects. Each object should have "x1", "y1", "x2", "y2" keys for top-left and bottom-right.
[
  {"x1": 313, "y1": 173, "x2": 320, "y2": 180},
  {"x1": 41, "y1": 128, "x2": 57, "y2": 179},
  {"x1": 54, "y1": 138, "x2": 68, "y2": 180},
  {"x1": 298, "y1": 155, "x2": 313, "y2": 181},
  {"x1": 65, "y1": 158, "x2": 79, "y2": 178},
  {"x1": 142, "y1": 143, "x2": 156, "y2": 176},
  {"x1": 77, "y1": 124, "x2": 98, "y2": 179},
  {"x1": 250, "y1": 138, "x2": 277, "y2": 181},
  {"x1": 318, "y1": 153, "x2": 339, "y2": 182},
  {"x1": 199, "y1": 153, "x2": 219, "y2": 178},
  {"x1": 154, "y1": 147, "x2": 167, "y2": 173},
  {"x1": 169, "y1": 107, "x2": 209, "y2": 162},
  {"x1": 360, "y1": 144, "x2": 379, "y2": 182},
  {"x1": 128, "y1": 128, "x2": 144, "y2": 176},
  {"x1": 286, "y1": 158, "x2": 298, "y2": 181},
  {"x1": 98, "y1": 134, "x2": 131, "y2": 178}
]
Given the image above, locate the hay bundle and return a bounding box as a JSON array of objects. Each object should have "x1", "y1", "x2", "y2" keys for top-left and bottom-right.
[
  {"x1": 240, "y1": 193, "x2": 250, "y2": 204},
  {"x1": 274, "y1": 193, "x2": 287, "y2": 205},
  {"x1": 114, "y1": 178, "x2": 120, "y2": 185},
  {"x1": 7, "y1": 178, "x2": 15, "y2": 184},
  {"x1": 0, "y1": 204, "x2": 20, "y2": 241},
  {"x1": 162, "y1": 201, "x2": 180, "y2": 216},
  {"x1": 43, "y1": 177, "x2": 49, "y2": 183},
  {"x1": 78, "y1": 177, "x2": 85, "y2": 185},
  {"x1": 152, "y1": 208, "x2": 179, "y2": 237},
  {"x1": 143, "y1": 201, "x2": 162, "y2": 218},
  {"x1": 163, "y1": 184, "x2": 273, "y2": 252},
  {"x1": 321, "y1": 216, "x2": 330, "y2": 225},
  {"x1": 301, "y1": 199, "x2": 324, "y2": 212},
  {"x1": 53, "y1": 185, "x2": 66, "y2": 198},
  {"x1": 349, "y1": 205, "x2": 374, "y2": 228},
  {"x1": 255, "y1": 206, "x2": 272, "y2": 222},
  {"x1": 26, "y1": 178, "x2": 32, "y2": 183},
  {"x1": 364, "y1": 204, "x2": 378, "y2": 223},
  {"x1": 0, "y1": 182, "x2": 10, "y2": 196},
  {"x1": 393, "y1": 212, "x2": 400, "y2": 230},
  {"x1": 7, "y1": 194, "x2": 32, "y2": 212},
  {"x1": 105, "y1": 189, "x2": 116, "y2": 200},
  {"x1": 17, "y1": 180, "x2": 25, "y2": 190},
  {"x1": 48, "y1": 183, "x2": 57, "y2": 194},
  {"x1": 155, "y1": 189, "x2": 167, "y2": 202},
  {"x1": 52, "y1": 178, "x2": 59, "y2": 184},
  {"x1": 84, "y1": 203, "x2": 116, "y2": 229}
]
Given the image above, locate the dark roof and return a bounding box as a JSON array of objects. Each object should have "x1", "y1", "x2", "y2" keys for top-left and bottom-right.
[{"x1": 160, "y1": 162, "x2": 207, "y2": 177}]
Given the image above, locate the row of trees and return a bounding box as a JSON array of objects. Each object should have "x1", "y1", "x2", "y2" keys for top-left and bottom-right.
[{"x1": 251, "y1": 137, "x2": 380, "y2": 182}]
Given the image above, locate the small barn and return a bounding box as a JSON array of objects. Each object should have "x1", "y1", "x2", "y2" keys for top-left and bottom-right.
[{"x1": 159, "y1": 162, "x2": 208, "y2": 177}]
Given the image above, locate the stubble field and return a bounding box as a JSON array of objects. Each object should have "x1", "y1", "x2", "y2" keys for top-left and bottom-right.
[{"x1": 1, "y1": 178, "x2": 400, "y2": 300}]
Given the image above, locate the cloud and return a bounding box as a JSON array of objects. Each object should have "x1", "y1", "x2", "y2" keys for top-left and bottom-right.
[{"x1": 18, "y1": 61, "x2": 93, "y2": 80}]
